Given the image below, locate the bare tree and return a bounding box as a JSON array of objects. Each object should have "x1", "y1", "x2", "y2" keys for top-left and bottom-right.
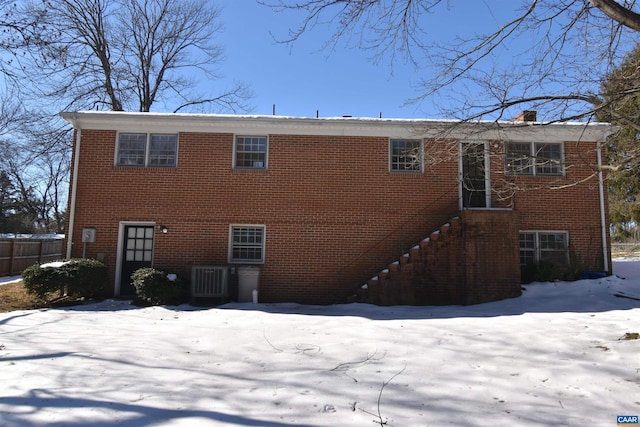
[
  {"x1": 15, "y1": 0, "x2": 250, "y2": 113},
  {"x1": 263, "y1": 0, "x2": 639, "y2": 122},
  {"x1": 0, "y1": 0, "x2": 253, "y2": 231},
  {"x1": 0, "y1": 125, "x2": 70, "y2": 234}
]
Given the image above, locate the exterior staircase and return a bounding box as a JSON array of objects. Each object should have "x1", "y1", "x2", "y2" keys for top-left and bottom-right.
[{"x1": 350, "y1": 210, "x2": 522, "y2": 306}]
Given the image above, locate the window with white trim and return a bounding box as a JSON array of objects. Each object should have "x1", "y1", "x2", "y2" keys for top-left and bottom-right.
[
  {"x1": 117, "y1": 133, "x2": 178, "y2": 167},
  {"x1": 519, "y1": 231, "x2": 569, "y2": 266},
  {"x1": 390, "y1": 139, "x2": 423, "y2": 172},
  {"x1": 506, "y1": 142, "x2": 563, "y2": 176},
  {"x1": 234, "y1": 136, "x2": 267, "y2": 169},
  {"x1": 229, "y1": 225, "x2": 265, "y2": 263}
]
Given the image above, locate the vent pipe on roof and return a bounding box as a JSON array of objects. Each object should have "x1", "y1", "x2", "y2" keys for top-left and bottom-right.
[{"x1": 272, "y1": 104, "x2": 275, "y2": 115}]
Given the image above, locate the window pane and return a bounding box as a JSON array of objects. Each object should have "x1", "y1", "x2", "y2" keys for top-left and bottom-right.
[
  {"x1": 506, "y1": 143, "x2": 533, "y2": 175},
  {"x1": 390, "y1": 139, "x2": 422, "y2": 172},
  {"x1": 149, "y1": 134, "x2": 178, "y2": 167},
  {"x1": 539, "y1": 232, "x2": 568, "y2": 265},
  {"x1": 539, "y1": 233, "x2": 566, "y2": 250},
  {"x1": 535, "y1": 143, "x2": 562, "y2": 175},
  {"x1": 235, "y1": 136, "x2": 267, "y2": 168},
  {"x1": 230, "y1": 226, "x2": 265, "y2": 262},
  {"x1": 519, "y1": 233, "x2": 536, "y2": 266},
  {"x1": 519, "y1": 233, "x2": 535, "y2": 249},
  {"x1": 118, "y1": 134, "x2": 146, "y2": 166},
  {"x1": 520, "y1": 250, "x2": 536, "y2": 267}
]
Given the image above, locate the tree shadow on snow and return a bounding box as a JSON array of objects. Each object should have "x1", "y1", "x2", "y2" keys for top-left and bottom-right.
[
  {"x1": 0, "y1": 390, "x2": 316, "y2": 427},
  {"x1": 220, "y1": 278, "x2": 640, "y2": 320}
]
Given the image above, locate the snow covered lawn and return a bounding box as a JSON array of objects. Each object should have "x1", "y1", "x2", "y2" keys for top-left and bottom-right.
[{"x1": 1, "y1": 260, "x2": 639, "y2": 426}]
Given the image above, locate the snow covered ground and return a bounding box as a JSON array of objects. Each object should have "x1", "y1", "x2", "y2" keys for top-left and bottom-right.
[
  {"x1": 1, "y1": 259, "x2": 639, "y2": 426},
  {"x1": 0, "y1": 276, "x2": 22, "y2": 287}
]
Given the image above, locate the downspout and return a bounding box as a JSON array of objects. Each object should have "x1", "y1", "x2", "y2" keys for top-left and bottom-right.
[
  {"x1": 66, "y1": 118, "x2": 81, "y2": 259},
  {"x1": 596, "y1": 140, "x2": 609, "y2": 272}
]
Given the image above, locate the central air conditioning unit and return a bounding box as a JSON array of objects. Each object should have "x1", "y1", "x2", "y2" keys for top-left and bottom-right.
[{"x1": 191, "y1": 266, "x2": 229, "y2": 298}]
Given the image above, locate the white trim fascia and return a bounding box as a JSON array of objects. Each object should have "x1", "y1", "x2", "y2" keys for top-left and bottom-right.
[{"x1": 60, "y1": 111, "x2": 614, "y2": 142}]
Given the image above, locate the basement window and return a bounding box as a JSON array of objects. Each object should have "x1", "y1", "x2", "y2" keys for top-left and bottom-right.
[
  {"x1": 229, "y1": 225, "x2": 265, "y2": 263},
  {"x1": 234, "y1": 136, "x2": 268, "y2": 169},
  {"x1": 519, "y1": 231, "x2": 569, "y2": 267},
  {"x1": 116, "y1": 133, "x2": 178, "y2": 167},
  {"x1": 390, "y1": 139, "x2": 423, "y2": 172},
  {"x1": 506, "y1": 142, "x2": 563, "y2": 176}
]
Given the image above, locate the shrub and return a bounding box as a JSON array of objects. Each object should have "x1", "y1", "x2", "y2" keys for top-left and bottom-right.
[
  {"x1": 65, "y1": 258, "x2": 110, "y2": 298},
  {"x1": 22, "y1": 259, "x2": 110, "y2": 301},
  {"x1": 22, "y1": 262, "x2": 68, "y2": 301},
  {"x1": 131, "y1": 267, "x2": 188, "y2": 306}
]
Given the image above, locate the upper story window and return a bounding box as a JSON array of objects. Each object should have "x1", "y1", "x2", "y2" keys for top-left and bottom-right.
[
  {"x1": 506, "y1": 142, "x2": 563, "y2": 176},
  {"x1": 117, "y1": 133, "x2": 178, "y2": 167},
  {"x1": 234, "y1": 136, "x2": 267, "y2": 169},
  {"x1": 390, "y1": 139, "x2": 423, "y2": 172}
]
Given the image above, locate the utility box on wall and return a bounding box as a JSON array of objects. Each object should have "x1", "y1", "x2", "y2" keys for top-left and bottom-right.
[
  {"x1": 81, "y1": 228, "x2": 96, "y2": 243},
  {"x1": 237, "y1": 266, "x2": 260, "y2": 302}
]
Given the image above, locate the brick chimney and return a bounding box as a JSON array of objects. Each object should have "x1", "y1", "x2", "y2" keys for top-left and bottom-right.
[{"x1": 514, "y1": 110, "x2": 537, "y2": 122}]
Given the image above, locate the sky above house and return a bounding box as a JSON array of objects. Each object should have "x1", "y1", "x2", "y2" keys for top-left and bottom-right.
[
  {"x1": 212, "y1": 0, "x2": 519, "y2": 119},
  {"x1": 1, "y1": 257, "x2": 639, "y2": 425}
]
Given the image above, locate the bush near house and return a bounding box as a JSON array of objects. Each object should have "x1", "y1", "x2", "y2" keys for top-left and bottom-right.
[
  {"x1": 21, "y1": 258, "x2": 110, "y2": 301},
  {"x1": 131, "y1": 267, "x2": 188, "y2": 306}
]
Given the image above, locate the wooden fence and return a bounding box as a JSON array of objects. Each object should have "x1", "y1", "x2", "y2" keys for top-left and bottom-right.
[
  {"x1": 0, "y1": 239, "x2": 65, "y2": 277},
  {"x1": 612, "y1": 242, "x2": 640, "y2": 257}
]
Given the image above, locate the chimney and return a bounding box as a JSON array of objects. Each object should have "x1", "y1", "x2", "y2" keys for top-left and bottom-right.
[{"x1": 514, "y1": 110, "x2": 537, "y2": 122}]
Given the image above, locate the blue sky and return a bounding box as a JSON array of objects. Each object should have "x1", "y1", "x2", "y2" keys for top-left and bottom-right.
[
  {"x1": 214, "y1": 1, "x2": 511, "y2": 119},
  {"x1": 212, "y1": 1, "x2": 634, "y2": 121}
]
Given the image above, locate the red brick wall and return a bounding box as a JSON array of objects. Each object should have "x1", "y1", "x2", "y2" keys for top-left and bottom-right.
[
  {"x1": 489, "y1": 140, "x2": 610, "y2": 272},
  {"x1": 66, "y1": 129, "x2": 608, "y2": 304},
  {"x1": 461, "y1": 210, "x2": 522, "y2": 304}
]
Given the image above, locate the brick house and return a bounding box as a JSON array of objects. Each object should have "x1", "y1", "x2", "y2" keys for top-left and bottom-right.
[{"x1": 60, "y1": 111, "x2": 613, "y2": 305}]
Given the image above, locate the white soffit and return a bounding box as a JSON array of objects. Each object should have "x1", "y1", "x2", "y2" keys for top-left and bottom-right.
[{"x1": 60, "y1": 111, "x2": 614, "y2": 142}]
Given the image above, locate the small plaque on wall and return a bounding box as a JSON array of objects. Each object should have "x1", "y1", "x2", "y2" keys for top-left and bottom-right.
[{"x1": 82, "y1": 228, "x2": 96, "y2": 243}]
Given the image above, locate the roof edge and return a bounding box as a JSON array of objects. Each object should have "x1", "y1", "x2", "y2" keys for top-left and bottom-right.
[{"x1": 60, "y1": 111, "x2": 615, "y2": 141}]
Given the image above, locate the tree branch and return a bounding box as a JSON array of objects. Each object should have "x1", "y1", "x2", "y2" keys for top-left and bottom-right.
[{"x1": 589, "y1": 0, "x2": 640, "y2": 31}]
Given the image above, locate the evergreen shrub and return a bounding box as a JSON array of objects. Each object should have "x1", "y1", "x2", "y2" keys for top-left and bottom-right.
[
  {"x1": 22, "y1": 258, "x2": 110, "y2": 301},
  {"x1": 131, "y1": 267, "x2": 188, "y2": 306}
]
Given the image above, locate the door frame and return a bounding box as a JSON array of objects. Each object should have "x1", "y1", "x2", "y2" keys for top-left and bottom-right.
[
  {"x1": 459, "y1": 141, "x2": 492, "y2": 210},
  {"x1": 114, "y1": 221, "x2": 156, "y2": 296}
]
